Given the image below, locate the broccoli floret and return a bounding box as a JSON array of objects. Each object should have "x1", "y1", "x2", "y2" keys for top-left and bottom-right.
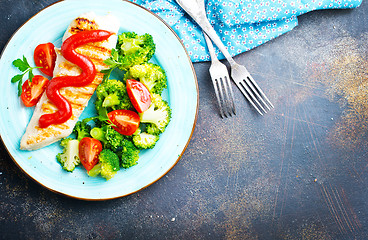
[
  {"x1": 132, "y1": 132, "x2": 160, "y2": 149},
  {"x1": 105, "y1": 126, "x2": 126, "y2": 152},
  {"x1": 91, "y1": 125, "x2": 129, "y2": 151},
  {"x1": 139, "y1": 94, "x2": 171, "y2": 134},
  {"x1": 88, "y1": 149, "x2": 120, "y2": 180},
  {"x1": 114, "y1": 32, "x2": 156, "y2": 71},
  {"x1": 95, "y1": 79, "x2": 133, "y2": 113},
  {"x1": 118, "y1": 139, "x2": 140, "y2": 169},
  {"x1": 90, "y1": 125, "x2": 140, "y2": 169},
  {"x1": 124, "y1": 63, "x2": 167, "y2": 95},
  {"x1": 56, "y1": 138, "x2": 80, "y2": 172},
  {"x1": 73, "y1": 120, "x2": 92, "y2": 141},
  {"x1": 145, "y1": 123, "x2": 162, "y2": 136},
  {"x1": 99, "y1": 149, "x2": 120, "y2": 180}
]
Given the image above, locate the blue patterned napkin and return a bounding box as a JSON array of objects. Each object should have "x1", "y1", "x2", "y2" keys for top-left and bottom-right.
[{"x1": 130, "y1": 0, "x2": 362, "y2": 62}]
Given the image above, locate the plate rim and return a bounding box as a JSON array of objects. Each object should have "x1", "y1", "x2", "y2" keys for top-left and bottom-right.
[{"x1": 0, "y1": 0, "x2": 199, "y2": 201}]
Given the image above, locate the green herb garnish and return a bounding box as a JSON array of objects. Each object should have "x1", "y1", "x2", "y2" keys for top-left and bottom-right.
[
  {"x1": 101, "y1": 49, "x2": 121, "y2": 82},
  {"x1": 11, "y1": 56, "x2": 41, "y2": 96}
]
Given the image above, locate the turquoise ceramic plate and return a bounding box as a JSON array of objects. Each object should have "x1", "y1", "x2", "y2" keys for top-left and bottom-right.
[{"x1": 0, "y1": 0, "x2": 198, "y2": 200}]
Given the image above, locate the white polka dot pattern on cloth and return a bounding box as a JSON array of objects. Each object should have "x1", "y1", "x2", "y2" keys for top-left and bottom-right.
[{"x1": 129, "y1": 0, "x2": 362, "y2": 62}]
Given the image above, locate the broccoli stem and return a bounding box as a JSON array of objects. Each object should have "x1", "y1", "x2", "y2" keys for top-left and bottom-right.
[
  {"x1": 91, "y1": 127, "x2": 107, "y2": 144},
  {"x1": 102, "y1": 93, "x2": 120, "y2": 108},
  {"x1": 88, "y1": 163, "x2": 102, "y2": 177}
]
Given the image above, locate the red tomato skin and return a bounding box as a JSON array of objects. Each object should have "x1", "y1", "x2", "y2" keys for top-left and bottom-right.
[
  {"x1": 21, "y1": 75, "x2": 48, "y2": 107},
  {"x1": 34, "y1": 43, "x2": 57, "y2": 77},
  {"x1": 108, "y1": 110, "x2": 140, "y2": 136},
  {"x1": 126, "y1": 79, "x2": 151, "y2": 113},
  {"x1": 79, "y1": 137, "x2": 103, "y2": 172}
]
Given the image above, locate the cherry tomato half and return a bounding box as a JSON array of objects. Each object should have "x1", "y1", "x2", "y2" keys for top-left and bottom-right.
[
  {"x1": 21, "y1": 75, "x2": 48, "y2": 107},
  {"x1": 126, "y1": 79, "x2": 152, "y2": 113},
  {"x1": 34, "y1": 42, "x2": 57, "y2": 77},
  {"x1": 108, "y1": 109, "x2": 140, "y2": 136},
  {"x1": 79, "y1": 137, "x2": 103, "y2": 172}
]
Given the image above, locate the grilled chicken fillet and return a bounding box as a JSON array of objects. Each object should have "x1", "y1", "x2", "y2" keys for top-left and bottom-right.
[{"x1": 20, "y1": 12, "x2": 119, "y2": 150}]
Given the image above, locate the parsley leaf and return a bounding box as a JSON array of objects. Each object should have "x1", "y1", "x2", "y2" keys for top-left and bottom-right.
[
  {"x1": 101, "y1": 48, "x2": 125, "y2": 83},
  {"x1": 11, "y1": 56, "x2": 41, "y2": 96},
  {"x1": 11, "y1": 74, "x2": 23, "y2": 83},
  {"x1": 100, "y1": 68, "x2": 114, "y2": 82},
  {"x1": 13, "y1": 58, "x2": 29, "y2": 72}
]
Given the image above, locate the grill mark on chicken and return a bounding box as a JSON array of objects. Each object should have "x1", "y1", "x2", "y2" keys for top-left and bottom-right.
[
  {"x1": 57, "y1": 61, "x2": 81, "y2": 74},
  {"x1": 76, "y1": 44, "x2": 112, "y2": 56},
  {"x1": 75, "y1": 46, "x2": 111, "y2": 68},
  {"x1": 70, "y1": 17, "x2": 99, "y2": 34},
  {"x1": 27, "y1": 127, "x2": 64, "y2": 145},
  {"x1": 41, "y1": 101, "x2": 57, "y2": 114}
]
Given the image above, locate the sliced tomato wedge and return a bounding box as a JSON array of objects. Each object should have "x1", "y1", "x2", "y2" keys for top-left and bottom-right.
[
  {"x1": 21, "y1": 75, "x2": 48, "y2": 107},
  {"x1": 126, "y1": 79, "x2": 151, "y2": 113},
  {"x1": 108, "y1": 109, "x2": 140, "y2": 136},
  {"x1": 34, "y1": 42, "x2": 57, "y2": 77},
  {"x1": 79, "y1": 137, "x2": 103, "y2": 172}
]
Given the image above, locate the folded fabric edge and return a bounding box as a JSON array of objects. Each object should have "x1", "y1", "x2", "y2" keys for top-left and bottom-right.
[
  {"x1": 130, "y1": 0, "x2": 363, "y2": 63},
  {"x1": 196, "y1": 17, "x2": 300, "y2": 63}
]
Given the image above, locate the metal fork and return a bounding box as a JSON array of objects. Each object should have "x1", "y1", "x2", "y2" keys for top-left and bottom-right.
[
  {"x1": 203, "y1": 32, "x2": 235, "y2": 118},
  {"x1": 176, "y1": 0, "x2": 274, "y2": 115}
]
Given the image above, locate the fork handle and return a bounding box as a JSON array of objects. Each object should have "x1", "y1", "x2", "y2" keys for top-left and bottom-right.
[
  {"x1": 175, "y1": 0, "x2": 236, "y2": 66},
  {"x1": 203, "y1": 33, "x2": 217, "y2": 62},
  {"x1": 200, "y1": 19, "x2": 236, "y2": 66}
]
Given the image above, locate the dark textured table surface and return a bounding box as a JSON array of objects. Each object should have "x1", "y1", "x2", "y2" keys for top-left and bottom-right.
[{"x1": 1, "y1": 0, "x2": 368, "y2": 239}]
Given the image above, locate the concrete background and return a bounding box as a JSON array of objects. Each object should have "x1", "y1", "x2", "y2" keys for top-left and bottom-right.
[{"x1": 1, "y1": 0, "x2": 367, "y2": 239}]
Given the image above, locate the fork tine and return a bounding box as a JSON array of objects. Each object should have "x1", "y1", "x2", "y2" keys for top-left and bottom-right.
[
  {"x1": 240, "y1": 79, "x2": 267, "y2": 114},
  {"x1": 218, "y1": 77, "x2": 232, "y2": 117},
  {"x1": 230, "y1": 63, "x2": 273, "y2": 114},
  {"x1": 218, "y1": 75, "x2": 236, "y2": 117},
  {"x1": 212, "y1": 78, "x2": 225, "y2": 118},
  {"x1": 237, "y1": 80, "x2": 264, "y2": 115},
  {"x1": 243, "y1": 76, "x2": 270, "y2": 111},
  {"x1": 246, "y1": 75, "x2": 274, "y2": 109},
  {"x1": 216, "y1": 77, "x2": 228, "y2": 118},
  {"x1": 222, "y1": 75, "x2": 236, "y2": 116}
]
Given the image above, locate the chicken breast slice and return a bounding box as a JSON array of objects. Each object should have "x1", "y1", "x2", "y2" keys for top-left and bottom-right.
[{"x1": 20, "y1": 12, "x2": 119, "y2": 150}]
